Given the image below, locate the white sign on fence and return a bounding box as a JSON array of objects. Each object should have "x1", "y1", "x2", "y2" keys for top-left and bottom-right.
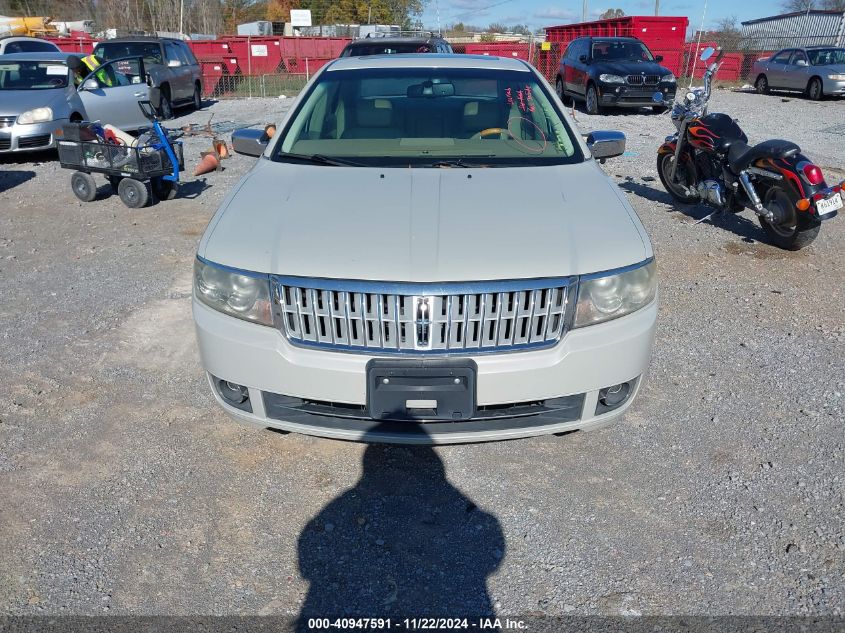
[
  {"x1": 251, "y1": 44, "x2": 268, "y2": 57},
  {"x1": 290, "y1": 9, "x2": 312, "y2": 27}
]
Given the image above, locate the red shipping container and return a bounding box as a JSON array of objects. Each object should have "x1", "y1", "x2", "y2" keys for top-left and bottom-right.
[
  {"x1": 543, "y1": 15, "x2": 689, "y2": 76},
  {"x1": 463, "y1": 42, "x2": 530, "y2": 61}
]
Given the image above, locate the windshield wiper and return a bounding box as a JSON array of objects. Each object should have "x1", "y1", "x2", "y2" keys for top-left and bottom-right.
[
  {"x1": 427, "y1": 158, "x2": 493, "y2": 168},
  {"x1": 277, "y1": 152, "x2": 366, "y2": 167}
]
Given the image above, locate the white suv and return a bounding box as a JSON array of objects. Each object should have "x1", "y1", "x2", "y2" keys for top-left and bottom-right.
[{"x1": 193, "y1": 55, "x2": 657, "y2": 444}]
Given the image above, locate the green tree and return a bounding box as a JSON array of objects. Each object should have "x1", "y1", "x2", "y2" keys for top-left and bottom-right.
[{"x1": 599, "y1": 8, "x2": 625, "y2": 18}]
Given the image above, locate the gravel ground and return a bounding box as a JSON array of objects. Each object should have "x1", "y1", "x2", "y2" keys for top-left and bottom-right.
[{"x1": 0, "y1": 90, "x2": 843, "y2": 619}]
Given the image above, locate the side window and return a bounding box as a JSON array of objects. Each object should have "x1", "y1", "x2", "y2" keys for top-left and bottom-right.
[
  {"x1": 771, "y1": 50, "x2": 792, "y2": 64},
  {"x1": 790, "y1": 50, "x2": 807, "y2": 65},
  {"x1": 164, "y1": 42, "x2": 182, "y2": 65},
  {"x1": 179, "y1": 41, "x2": 197, "y2": 65}
]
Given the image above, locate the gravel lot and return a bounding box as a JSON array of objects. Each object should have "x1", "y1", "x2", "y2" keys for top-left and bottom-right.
[{"x1": 1, "y1": 89, "x2": 843, "y2": 620}]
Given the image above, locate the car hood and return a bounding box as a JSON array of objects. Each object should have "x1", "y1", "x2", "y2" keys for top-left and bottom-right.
[
  {"x1": 200, "y1": 159, "x2": 651, "y2": 281},
  {"x1": 0, "y1": 88, "x2": 68, "y2": 117},
  {"x1": 592, "y1": 61, "x2": 670, "y2": 76}
]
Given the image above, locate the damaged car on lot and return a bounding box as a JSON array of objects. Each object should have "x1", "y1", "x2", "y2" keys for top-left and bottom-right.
[
  {"x1": 0, "y1": 52, "x2": 153, "y2": 154},
  {"x1": 194, "y1": 54, "x2": 658, "y2": 444}
]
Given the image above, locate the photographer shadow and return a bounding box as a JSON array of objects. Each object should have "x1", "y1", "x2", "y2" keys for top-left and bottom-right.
[{"x1": 297, "y1": 422, "x2": 504, "y2": 627}]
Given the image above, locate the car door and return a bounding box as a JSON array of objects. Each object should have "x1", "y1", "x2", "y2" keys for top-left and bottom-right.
[
  {"x1": 76, "y1": 58, "x2": 150, "y2": 130},
  {"x1": 164, "y1": 40, "x2": 192, "y2": 101},
  {"x1": 766, "y1": 49, "x2": 793, "y2": 88},
  {"x1": 565, "y1": 39, "x2": 585, "y2": 96},
  {"x1": 785, "y1": 49, "x2": 810, "y2": 90}
]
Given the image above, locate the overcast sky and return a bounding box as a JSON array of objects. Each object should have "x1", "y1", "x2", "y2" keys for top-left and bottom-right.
[{"x1": 421, "y1": 0, "x2": 785, "y2": 32}]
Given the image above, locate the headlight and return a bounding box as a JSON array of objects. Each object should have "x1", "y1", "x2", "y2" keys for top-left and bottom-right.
[
  {"x1": 661, "y1": 73, "x2": 676, "y2": 83},
  {"x1": 193, "y1": 258, "x2": 273, "y2": 326},
  {"x1": 829, "y1": 74, "x2": 845, "y2": 80},
  {"x1": 17, "y1": 107, "x2": 54, "y2": 124},
  {"x1": 599, "y1": 74, "x2": 626, "y2": 84},
  {"x1": 574, "y1": 259, "x2": 657, "y2": 327}
]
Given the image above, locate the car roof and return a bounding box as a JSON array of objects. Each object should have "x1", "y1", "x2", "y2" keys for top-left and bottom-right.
[
  {"x1": 328, "y1": 53, "x2": 529, "y2": 71},
  {"x1": 96, "y1": 37, "x2": 174, "y2": 44},
  {"x1": 0, "y1": 52, "x2": 75, "y2": 62},
  {"x1": 801, "y1": 45, "x2": 845, "y2": 50},
  {"x1": 586, "y1": 36, "x2": 641, "y2": 42},
  {"x1": 348, "y1": 36, "x2": 444, "y2": 45},
  {"x1": 0, "y1": 36, "x2": 57, "y2": 42}
]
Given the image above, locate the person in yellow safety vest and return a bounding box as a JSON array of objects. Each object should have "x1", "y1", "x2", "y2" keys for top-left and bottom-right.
[{"x1": 69, "y1": 54, "x2": 113, "y2": 88}]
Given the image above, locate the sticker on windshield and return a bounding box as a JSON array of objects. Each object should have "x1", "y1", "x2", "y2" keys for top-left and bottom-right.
[
  {"x1": 45, "y1": 65, "x2": 68, "y2": 76},
  {"x1": 505, "y1": 86, "x2": 536, "y2": 113}
]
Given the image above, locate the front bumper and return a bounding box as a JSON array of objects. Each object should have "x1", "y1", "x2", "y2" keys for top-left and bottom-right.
[
  {"x1": 822, "y1": 77, "x2": 845, "y2": 95},
  {"x1": 193, "y1": 295, "x2": 658, "y2": 444},
  {"x1": 598, "y1": 82, "x2": 676, "y2": 107},
  {"x1": 0, "y1": 119, "x2": 64, "y2": 153}
]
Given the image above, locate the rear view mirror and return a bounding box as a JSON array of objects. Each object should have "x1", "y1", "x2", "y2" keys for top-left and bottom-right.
[
  {"x1": 700, "y1": 46, "x2": 715, "y2": 62},
  {"x1": 578, "y1": 54, "x2": 588, "y2": 63},
  {"x1": 655, "y1": 55, "x2": 664, "y2": 62},
  {"x1": 81, "y1": 78, "x2": 99, "y2": 90},
  {"x1": 407, "y1": 81, "x2": 455, "y2": 98},
  {"x1": 168, "y1": 59, "x2": 182, "y2": 68},
  {"x1": 231, "y1": 128, "x2": 269, "y2": 157},
  {"x1": 586, "y1": 130, "x2": 626, "y2": 163}
]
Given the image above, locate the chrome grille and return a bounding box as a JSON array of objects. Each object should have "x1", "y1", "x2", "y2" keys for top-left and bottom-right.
[
  {"x1": 274, "y1": 278, "x2": 573, "y2": 354},
  {"x1": 627, "y1": 74, "x2": 660, "y2": 85},
  {"x1": 0, "y1": 116, "x2": 15, "y2": 129}
]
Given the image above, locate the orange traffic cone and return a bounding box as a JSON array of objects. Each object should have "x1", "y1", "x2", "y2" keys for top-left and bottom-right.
[
  {"x1": 213, "y1": 138, "x2": 230, "y2": 159},
  {"x1": 194, "y1": 151, "x2": 220, "y2": 176}
]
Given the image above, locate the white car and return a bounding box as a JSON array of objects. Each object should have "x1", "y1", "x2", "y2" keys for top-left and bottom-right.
[
  {"x1": 0, "y1": 36, "x2": 60, "y2": 55},
  {"x1": 193, "y1": 54, "x2": 657, "y2": 444}
]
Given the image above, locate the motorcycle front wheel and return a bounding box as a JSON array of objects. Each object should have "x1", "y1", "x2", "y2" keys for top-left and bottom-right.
[
  {"x1": 657, "y1": 152, "x2": 699, "y2": 203},
  {"x1": 758, "y1": 185, "x2": 820, "y2": 250}
]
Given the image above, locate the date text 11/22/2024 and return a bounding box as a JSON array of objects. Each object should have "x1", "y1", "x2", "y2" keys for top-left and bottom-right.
[{"x1": 306, "y1": 617, "x2": 528, "y2": 629}]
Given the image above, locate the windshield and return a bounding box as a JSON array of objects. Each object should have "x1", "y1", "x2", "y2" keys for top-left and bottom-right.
[
  {"x1": 592, "y1": 40, "x2": 654, "y2": 62},
  {"x1": 273, "y1": 66, "x2": 581, "y2": 167},
  {"x1": 346, "y1": 43, "x2": 432, "y2": 56},
  {"x1": 0, "y1": 61, "x2": 68, "y2": 90},
  {"x1": 95, "y1": 42, "x2": 163, "y2": 66},
  {"x1": 807, "y1": 48, "x2": 845, "y2": 66}
]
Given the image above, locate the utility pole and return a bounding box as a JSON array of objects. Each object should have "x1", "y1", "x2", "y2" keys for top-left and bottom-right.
[
  {"x1": 655, "y1": 0, "x2": 660, "y2": 16},
  {"x1": 582, "y1": 0, "x2": 587, "y2": 21}
]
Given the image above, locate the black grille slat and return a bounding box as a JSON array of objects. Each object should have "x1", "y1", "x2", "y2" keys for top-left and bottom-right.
[{"x1": 626, "y1": 74, "x2": 660, "y2": 86}]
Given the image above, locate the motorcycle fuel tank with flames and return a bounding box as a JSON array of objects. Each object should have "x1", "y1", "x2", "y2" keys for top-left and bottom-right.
[{"x1": 686, "y1": 113, "x2": 747, "y2": 153}]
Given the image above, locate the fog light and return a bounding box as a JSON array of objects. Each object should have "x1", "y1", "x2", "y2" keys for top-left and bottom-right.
[
  {"x1": 219, "y1": 380, "x2": 249, "y2": 404},
  {"x1": 596, "y1": 380, "x2": 634, "y2": 414},
  {"x1": 212, "y1": 376, "x2": 252, "y2": 413}
]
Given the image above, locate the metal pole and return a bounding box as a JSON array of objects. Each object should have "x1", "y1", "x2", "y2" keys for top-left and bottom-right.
[
  {"x1": 655, "y1": 0, "x2": 659, "y2": 16},
  {"x1": 582, "y1": 0, "x2": 587, "y2": 22},
  {"x1": 179, "y1": 0, "x2": 184, "y2": 37},
  {"x1": 248, "y1": 35, "x2": 252, "y2": 98},
  {"x1": 305, "y1": 57, "x2": 309, "y2": 82}
]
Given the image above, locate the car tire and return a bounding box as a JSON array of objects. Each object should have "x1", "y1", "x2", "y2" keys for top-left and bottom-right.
[
  {"x1": 555, "y1": 77, "x2": 571, "y2": 106},
  {"x1": 192, "y1": 83, "x2": 202, "y2": 110},
  {"x1": 585, "y1": 83, "x2": 601, "y2": 115},
  {"x1": 755, "y1": 74, "x2": 769, "y2": 94},
  {"x1": 118, "y1": 178, "x2": 149, "y2": 209},
  {"x1": 71, "y1": 171, "x2": 97, "y2": 202},
  {"x1": 806, "y1": 77, "x2": 823, "y2": 101},
  {"x1": 158, "y1": 90, "x2": 173, "y2": 119}
]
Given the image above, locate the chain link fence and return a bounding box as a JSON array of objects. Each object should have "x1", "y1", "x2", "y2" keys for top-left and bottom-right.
[{"x1": 200, "y1": 34, "x2": 843, "y2": 100}]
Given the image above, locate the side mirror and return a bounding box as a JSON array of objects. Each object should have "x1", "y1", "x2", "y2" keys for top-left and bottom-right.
[
  {"x1": 700, "y1": 46, "x2": 715, "y2": 62},
  {"x1": 81, "y1": 78, "x2": 99, "y2": 91},
  {"x1": 795, "y1": 59, "x2": 808, "y2": 67},
  {"x1": 231, "y1": 128, "x2": 269, "y2": 157},
  {"x1": 168, "y1": 59, "x2": 182, "y2": 68},
  {"x1": 655, "y1": 55, "x2": 663, "y2": 62},
  {"x1": 586, "y1": 130, "x2": 625, "y2": 163},
  {"x1": 652, "y1": 92, "x2": 664, "y2": 103},
  {"x1": 578, "y1": 54, "x2": 588, "y2": 63}
]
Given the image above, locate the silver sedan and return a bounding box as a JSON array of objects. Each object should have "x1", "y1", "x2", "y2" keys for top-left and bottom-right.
[
  {"x1": 0, "y1": 52, "x2": 152, "y2": 154},
  {"x1": 752, "y1": 46, "x2": 845, "y2": 100}
]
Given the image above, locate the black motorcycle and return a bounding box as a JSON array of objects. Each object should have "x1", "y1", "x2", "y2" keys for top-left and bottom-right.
[{"x1": 653, "y1": 47, "x2": 842, "y2": 250}]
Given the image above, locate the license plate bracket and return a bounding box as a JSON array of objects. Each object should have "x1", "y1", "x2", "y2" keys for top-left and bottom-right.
[{"x1": 366, "y1": 359, "x2": 477, "y2": 422}]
